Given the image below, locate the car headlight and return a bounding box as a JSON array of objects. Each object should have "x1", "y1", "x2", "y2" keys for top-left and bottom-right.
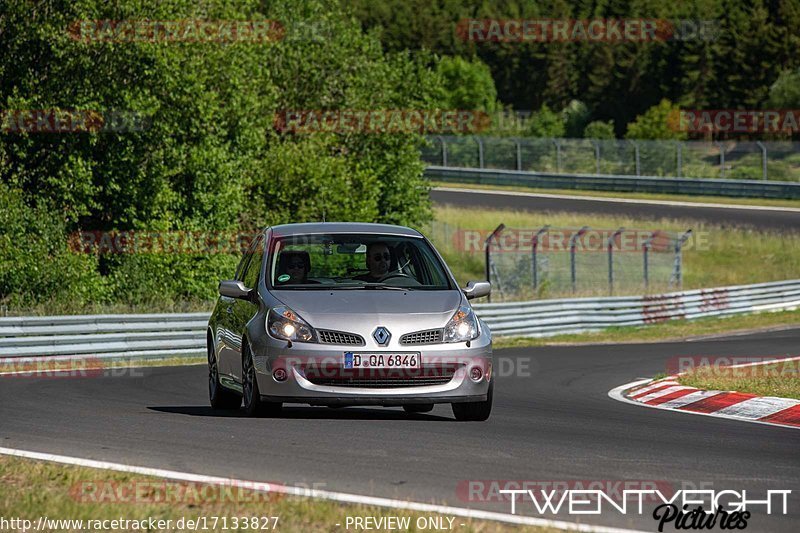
[
  {"x1": 443, "y1": 305, "x2": 480, "y2": 343},
  {"x1": 267, "y1": 306, "x2": 317, "y2": 343}
]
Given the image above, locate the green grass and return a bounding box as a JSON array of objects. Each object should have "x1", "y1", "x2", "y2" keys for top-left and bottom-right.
[
  {"x1": 492, "y1": 308, "x2": 800, "y2": 348},
  {"x1": 0, "y1": 455, "x2": 558, "y2": 533},
  {"x1": 678, "y1": 361, "x2": 800, "y2": 400},
  {"x1": 431, "y1": 181, "x2": 800, "y2": 209}
]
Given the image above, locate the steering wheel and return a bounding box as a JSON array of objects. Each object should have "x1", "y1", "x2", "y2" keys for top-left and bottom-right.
[{"x1": 377, "y1": 272, "x2": 413, "y2": 282}]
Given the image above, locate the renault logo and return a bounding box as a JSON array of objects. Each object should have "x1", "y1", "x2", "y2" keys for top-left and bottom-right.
[{"x1": 372, "y1": 327, "x2": 391, "y2": 346}]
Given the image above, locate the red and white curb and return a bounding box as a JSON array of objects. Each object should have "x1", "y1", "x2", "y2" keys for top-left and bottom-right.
[{"x1": 608, "y1": 357, "x2": 800, "y2": 430}]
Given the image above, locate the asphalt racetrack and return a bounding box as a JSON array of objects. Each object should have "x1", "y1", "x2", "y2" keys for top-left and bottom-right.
[
  {"x1": 2, "y1": 328, "x2": 799, "y2": 531},
  {"x1": 431, "y1": 188, "x2": 800, "y2": 232}
]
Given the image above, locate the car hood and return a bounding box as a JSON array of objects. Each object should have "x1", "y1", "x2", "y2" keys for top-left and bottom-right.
[{"x1": 271, "y1": 289, "x2": 463, "y2": 332}]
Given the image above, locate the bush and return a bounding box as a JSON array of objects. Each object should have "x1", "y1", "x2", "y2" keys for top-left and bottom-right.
[
  {"x1": 527, "y1": 105, "x2": 565, "y2": 138},
  {"x1": 583, "y1": 120, "x2": 616, "y2": 139},
  {"x1": 625, "y1": 99, "x2": 688, "y2": 141}
]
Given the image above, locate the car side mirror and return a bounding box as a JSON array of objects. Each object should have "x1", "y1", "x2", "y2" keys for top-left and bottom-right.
[
  {"x1": 219, "y1": 280, "x2": 252, "y2": 300},
  {"x1": 463, "y1": 280, "x2": 491, "y2": 300}
]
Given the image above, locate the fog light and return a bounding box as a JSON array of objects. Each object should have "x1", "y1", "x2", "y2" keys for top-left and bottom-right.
[
  {"x1": 469, "y1": 366, "x2": 483, "y2": 382},
  {"x1": 273, "y1": 368, "x2": 288, "y2": 382}
]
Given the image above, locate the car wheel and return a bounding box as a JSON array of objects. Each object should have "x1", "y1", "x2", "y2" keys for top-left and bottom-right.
[
  {"x1": 403, "y1": 404, "x2": 434, "y2": 414},
  {"x1": 452, "y1": 381, "x2": 493, "y2": 421},
  {"x1": 208, "y1": 338, "x2": 241, "y2": 410},
  {"x1": 242, "y1": 343, "x2": 282, "y2": 417}
]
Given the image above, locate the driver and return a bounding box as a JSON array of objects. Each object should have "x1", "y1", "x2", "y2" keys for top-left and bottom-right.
[{"x1": 353, "y1": 242, "x2": 392, "y2": 282}]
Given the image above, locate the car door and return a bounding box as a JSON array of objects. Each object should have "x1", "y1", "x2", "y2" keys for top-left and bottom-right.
[
  {"x1": 230, "y1": 232, "x2": 265, "y2": 384},
  {"x1": 217, "y1": 235, "x2": 258, "y2": 379}
]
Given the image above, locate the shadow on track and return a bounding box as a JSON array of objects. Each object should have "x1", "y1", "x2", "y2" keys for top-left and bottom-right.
[{"x1": 147, "y1": 405, "x2": 454, "y2": 422}]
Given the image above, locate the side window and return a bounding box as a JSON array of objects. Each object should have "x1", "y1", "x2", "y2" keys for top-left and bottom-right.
[
  {"x1": 242, "y1": 235, "x2": 265, "y2": 289},
  {"x1": 234, "y1": 251, "x2": 252, "y2": 282}
]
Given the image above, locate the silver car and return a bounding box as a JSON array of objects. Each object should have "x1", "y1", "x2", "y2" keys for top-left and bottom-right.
[{"x1": 207, "y1": 222, "x2": 493, "y2": 421}]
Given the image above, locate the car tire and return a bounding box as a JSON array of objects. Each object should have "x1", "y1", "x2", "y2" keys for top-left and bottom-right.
[
  {"x1": 452, "y1": 381, "x2": 493, "y2": 421},
  {"x1": 403, "y1": 404, "x2": 434, "y2": 414},
  {"x1": 242, "y1": 343, "x2": 282, "y2": 417},
  {"x1": 208, "y1": 338, "x2": 241, "y2": 410}
]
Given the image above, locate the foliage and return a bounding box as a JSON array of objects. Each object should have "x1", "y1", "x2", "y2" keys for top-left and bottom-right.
[
  {"x1": 583, "y1": 120, "x2": 616, "y2": 140},
  {"x1": 0, "y1": 0, "x2": 442, "y2": 309},
  {"x1": 625, "y1": 99, "x2": 688, "y2": 141},
  {"x1": 435, "y1": 55, "x2": 499, "y2": 112},
  {"x1": 526, "y1": 105, "x2": 565, "y2": 138}
]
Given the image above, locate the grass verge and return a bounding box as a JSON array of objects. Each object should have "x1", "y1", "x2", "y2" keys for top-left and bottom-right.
[
  {"x1": 430, "y1": 181, "x2": 800, "y2": 209},
  {"x1": 492, "y1": 308, "x2": 800, "y2": 349},
  {"x1": 677, "y1": 361, "x2": 800, "y2": 399},
  {"x1": 0, "y1": 455, "x2": 558, "y2": 533}
]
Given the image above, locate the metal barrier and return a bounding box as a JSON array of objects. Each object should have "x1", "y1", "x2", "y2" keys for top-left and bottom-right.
[
  {"x1": 0, "y1": 280, "x2": 798, "y2": 359},
  {"x1": 425, "y1": 166, "x2": 800, "y2": 199},
  {"x1": 474, "y1": 279, "x2": 800, "y2": 337},
  {"x1": 0, "y1": 313, "x2": 208, "y2": 360}
]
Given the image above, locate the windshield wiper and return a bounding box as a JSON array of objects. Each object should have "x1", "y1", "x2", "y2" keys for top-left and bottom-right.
[{"x1": 361, "y1": 284, "x2": 413, "y2": 290}]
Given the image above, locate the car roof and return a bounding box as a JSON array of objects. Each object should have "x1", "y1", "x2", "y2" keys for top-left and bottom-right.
[{"x1": 269, "y1": 222, "x2": 423, "y2": 238}]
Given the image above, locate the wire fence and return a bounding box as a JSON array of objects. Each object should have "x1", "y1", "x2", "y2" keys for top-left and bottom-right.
[
  {"x1": 428, "y1": 221, "x2": 693, "y2": 302},
  {"x1": 421, "y1": 136, "x2": 800, "y2": 181}
]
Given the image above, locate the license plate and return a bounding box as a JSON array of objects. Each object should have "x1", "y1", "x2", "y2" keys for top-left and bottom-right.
[{"x1": 344, "y1": 352, "x2": 420, "y2": 369}]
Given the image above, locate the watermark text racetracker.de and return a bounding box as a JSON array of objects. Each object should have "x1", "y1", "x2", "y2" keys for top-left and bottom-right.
[
  {"x1": 0, "y1": 515, "x2": 279, "y2": 532},
  {"x1": 666, "y1": 355, "x2": 800, "y2": 376},
  {"x1": 458, "y1": 18, "x2": 720, "y2": 43}
]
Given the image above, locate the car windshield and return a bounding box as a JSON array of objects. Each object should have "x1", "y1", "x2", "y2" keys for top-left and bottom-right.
[{"x1": 269, "y1": 233, "x2": 452, "y2": 290}]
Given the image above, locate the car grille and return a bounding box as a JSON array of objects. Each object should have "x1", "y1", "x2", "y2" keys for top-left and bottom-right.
[
  {"x1": 303, "y1": 366, "x2": 458, "y2": 388},
  {"x1": 317, "y1": 330, "x2": 365, "y2": 346},
  {"x1": 399, "y1": 329, "x2": 442, "y2": 345}
]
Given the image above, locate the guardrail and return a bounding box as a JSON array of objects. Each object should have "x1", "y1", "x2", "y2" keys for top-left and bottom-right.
[
  {"x1": 425, "y1": 166, "x2": 800, "y2": 199},
  {"x1": 0, "y1": 280, "x2": 798, "y2": 360},
  {"x1": 475, "y1": 279, "x2": 800, "y2": 337}
]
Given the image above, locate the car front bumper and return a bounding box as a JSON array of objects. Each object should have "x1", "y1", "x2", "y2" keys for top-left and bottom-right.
[{"x1": 251, "y1": 332, "x2": 492, "y2": 406}]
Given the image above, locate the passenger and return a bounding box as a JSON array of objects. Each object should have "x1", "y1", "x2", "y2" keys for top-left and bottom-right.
[{"x1": 353, "y1": 242, "x2": 392, "y2": 282}]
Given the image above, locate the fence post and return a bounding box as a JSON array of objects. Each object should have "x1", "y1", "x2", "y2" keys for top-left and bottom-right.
[
  {"x1": 484, "y1": 223, "x2": 505, "y2": 303},
  {"x1": 672, "y1": 229, "x2": 693, "y2": 289},
  {"x1": 514, "y1": 138, "x2": 522, "y2": 171},
  {"x1": 532, "y1": 225, "x2": 550, "y2": 294},
  {"x1": 438, "y1": 135, "x2": 448, "y2": 167},
  {"x1": 553, "y1": 139, "x2": 562, "y2": 173},
  {"x1": 591, "y1": 140, "x2": 601, "y2": 174},
  {"x1": 756, "y1": 141, "x2": 767, "y2": 180},
  {"x1": 676, "y1": 141, "x2": 682, "y2": 177},
  {"x1": 716, "y1": 141, "x2": 725, "y2": 178},
  {"x1": 607, "y1": 227, "x2": 625, "y2": 295},
  {"x1": 476, "y1": 136, "x2": 485, "y2": 169},
  {"x1": 643, "y1": 231, "x2": 657, "y2": 291},
  {"x1": 570, "y1": 226, "x2": 589, "y2": 294}
]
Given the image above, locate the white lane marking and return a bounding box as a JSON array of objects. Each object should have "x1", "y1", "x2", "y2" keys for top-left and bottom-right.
[
  {"x1": 715, "y1": 396, "x2": 800, "y2": 420},
  {"x1": 628, "y1": 381, "x2": 679, "y2": 399},
  {"x1": 608, "y1": 380, "x2": 800, "y2": 430},
  {"x1": 433, "y1": 187, "x2": 800, "y2": 213},
  {"x1": 632, "y1": 386, "x2": 696, "y2": 403},
  {"x1": 0, "y1": 447, "x2": 646, "y2": 533},
  {"x1": 658, "y1": 390, "x2": 724, "y2": 409}
]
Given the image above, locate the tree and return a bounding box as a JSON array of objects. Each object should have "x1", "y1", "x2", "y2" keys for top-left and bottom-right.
[
  {"x1": 625, "y1": 99, "x2": 687, "y2": 140},
  {"x1": 768, "y1": 69, "x2": 800, "y2": 108},
  {"x1": 0, "y1": 0, "x2": 444, "y2": 306},
  {"x1": 436, "y1": 55, "x2": 499, "y2": 112}
]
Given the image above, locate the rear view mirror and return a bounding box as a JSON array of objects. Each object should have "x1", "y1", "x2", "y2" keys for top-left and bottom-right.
[
  {"x1": 463, "y1": 280, "x2": 491, "y2": 300},
  {"x1": 219, "y1": 280, "x2": 252, "y2": 300},
  {"x1": 336, "y1": 243, "x2": 366, "y2": 254}
]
